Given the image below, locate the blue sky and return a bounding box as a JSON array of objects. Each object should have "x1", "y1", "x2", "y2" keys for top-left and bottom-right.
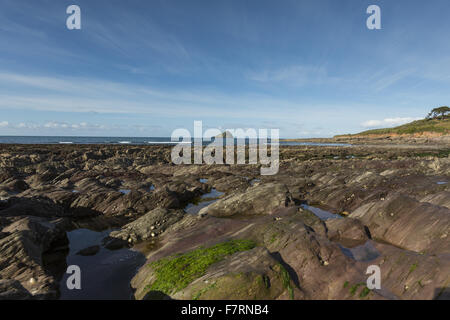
[{"x1": 0, "y1": 0, "x2": 449, "y2": 138}]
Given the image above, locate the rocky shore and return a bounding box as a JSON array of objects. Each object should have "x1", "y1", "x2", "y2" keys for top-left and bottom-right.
[
  {"x1": 283, "y1": 133, "x2": 450, "y2": 146},
  {"x1": 0, "y1": 143, "x2": 449, "y2": 300}
]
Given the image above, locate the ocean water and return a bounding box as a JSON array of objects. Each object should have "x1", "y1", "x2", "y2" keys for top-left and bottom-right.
[
  {"x1": 0, "y1": 136, "x2": 351, "y2": 147},
  {"x1": 0, "y1": 136, "x2": 175, "y2": 145}
]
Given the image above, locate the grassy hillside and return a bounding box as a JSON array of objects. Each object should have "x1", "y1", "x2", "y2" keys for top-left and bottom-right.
[{"x1": 345, "y1": 117, "x2": 450, "y2": 136}]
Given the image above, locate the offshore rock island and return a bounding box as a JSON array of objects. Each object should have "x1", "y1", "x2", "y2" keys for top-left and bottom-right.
[{"x1": 0, "y1": 120, "x2": 449, "y2": 300}]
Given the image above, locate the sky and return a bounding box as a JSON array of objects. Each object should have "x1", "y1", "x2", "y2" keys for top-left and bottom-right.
[{"x1": 0, "y1": 0, "x2": 450, "y2": 138}]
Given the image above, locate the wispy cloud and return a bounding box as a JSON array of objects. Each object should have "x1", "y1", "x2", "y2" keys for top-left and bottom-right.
[
  {"x1": 1, "y1": 1, "x2": 450, "y2": 138},
  {"x1": 84, "y1": 10, "x2": 190, "y2": 61},
  {"x1": 0, "y1": 120, "x2": 109, "y2": 131},
  {"x1": 371, "y1": 69, "x2": 417, "y2": 92},
  {"x1": 0, "y1": 71, "x2": 346, "y2": 120},
  {"x1": 361, "y1": 117, "x2": 422, "y2": 128},
  {"x1": 247, "y1": 65, "x2": 333, "y2": 87}
]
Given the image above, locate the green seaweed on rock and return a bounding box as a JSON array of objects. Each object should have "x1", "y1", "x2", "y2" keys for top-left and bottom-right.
[{"x1": 144, "y1": 239, "x2": 257, "y2": 296}]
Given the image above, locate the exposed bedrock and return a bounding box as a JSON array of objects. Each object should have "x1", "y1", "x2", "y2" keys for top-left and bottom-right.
[
  {"x1": 198, "y1": 183, "x2": 294, "y2": 217},
  {"x1": 350, "y1": 193, "x2": 450, "y2": 254},
  {"x1": 0, "y1": 216, "x2": 68, "y2": 299},
  {"x1": 103, "y1": 208, "x2": 185, "y2": 249},
  {"x1": 132, "y1": 205, "x2": 449, "y2": 300},
  {"x1": 0, "y1": 144, "x2": 448, "y2": 300}
]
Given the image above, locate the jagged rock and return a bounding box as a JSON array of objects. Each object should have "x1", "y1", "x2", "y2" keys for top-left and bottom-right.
[
  {"x1": 198, "y1": 183, "x2": 294, "y2": 217},
  {"x1": 0, "y1": 279, "x2": 32, "y2": 300},
  {"x1": 106, "y1": 208, "x2": 185, "y2": 248},
  {"x1": 0, "y1": 143, "x2": 448, "y2": 300},
  {"x1": 0, "y1": 196, "x2": 66, "y2": 218},
  {"x1": 0, "y1": 216, "x2": 68, "y2": 299}
]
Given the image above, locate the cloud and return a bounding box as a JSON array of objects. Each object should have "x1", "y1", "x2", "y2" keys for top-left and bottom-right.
[
  {"x1": 42, "y1": 121, "x2": 108, "y2": 130},
  {"x1": 371, "y1": 69, "x2": 416, "y2": 92},
  {"x1": 361, "y1": 117, "x2": 422, "y2": 128},
  {"x1": 85, "y1": 13, "x2": 190, "y2": 61},
  {"x1": 247, "y1": 65, "x2": 331, "y2": 86},
  {"x1": 0, "y1": 121, "x2": 108, "y2": 131},
  {"x1": 0, "y1": 71, "x2": 351, "y2": 121}
]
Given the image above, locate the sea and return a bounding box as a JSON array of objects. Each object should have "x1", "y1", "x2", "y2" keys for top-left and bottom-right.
[{"x1": 0, "y1": 136, "x2": 351, "y2": 147}]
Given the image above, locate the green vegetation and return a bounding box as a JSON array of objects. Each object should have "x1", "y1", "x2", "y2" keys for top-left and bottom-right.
[
  {"x1": 269, "y1": 232, "x2": 279, "y2": 244},
  {"x1": 278, "y1": 264, "x2": 295, "y2": 300},
  {"x1": 346, "y1": 282, "x2": 372, "y2": 299},
  {"x1": 145, "y1": 239, "x2": 256, "y2": 295},
  {"x1": 413, "y1": 149, "x2": 450, "y2": 158},
  {"x1": 359, "y1": 286, "x2": 371, "y2": 298},
  {"x1": 192, "y1": 282, "x2": 217, "y2": 300},
  {"x1": 261, "y1": 275, "x2": 270, "y2": 289},
  {"x1": 356, "y1": 117, "x2": 450, "y2": 136},
  {"x1": 336, "y1": 107, "x2": 450, "y2": 137},
  {"x1": 426, "y1": 106, "x2": 450, "y2": 120},
  {"x1": 409, "y1": 263, "x2": 418, "y2": 273},
  {"x1": 349, "y1": 282, "x2": 366, "y2": 296},
  {"x1": 436, "y1": 285, "x2": 449, "y2": 299}
]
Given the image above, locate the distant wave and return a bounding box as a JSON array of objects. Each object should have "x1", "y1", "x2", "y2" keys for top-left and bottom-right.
[
  {"x1": 0, "y1": 136, "x2": 353, "y2": 147},
  {"x1": 147, "y1": 141, "x2": 192, "y2": 144}
]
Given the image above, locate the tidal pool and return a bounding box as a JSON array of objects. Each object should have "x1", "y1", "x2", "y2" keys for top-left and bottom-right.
[
  {"x1": 185, "y1": 188, "x2": 225, "y2": 215},
  {"x1": 338, "y1": 240, "x2": 380, "y2": 262},
  {"x1": 301, "y1": 204, "x2": 341, "y2": 221},
  {"x1": 59, "y1": 228, "x2": 146, "y2": 300}
]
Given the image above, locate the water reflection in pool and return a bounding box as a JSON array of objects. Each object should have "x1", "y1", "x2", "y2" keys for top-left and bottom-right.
[
  {"x1": 338, "y1": 240, "x2": 380, "y2": 262},
  {"x1": 185, "y1": 188, "x2": 225, "y2": 215},
  {"x1": 59, "y1": 228, "x2": 146, "y2": 300},
  {"x1": 301, "y1": 204, "x2": 341, "y2": 221}
]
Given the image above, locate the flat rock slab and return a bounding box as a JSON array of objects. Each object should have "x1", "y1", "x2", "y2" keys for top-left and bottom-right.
[{"x1": 199, "y1": 183, "x2": 294, "y2": 217}]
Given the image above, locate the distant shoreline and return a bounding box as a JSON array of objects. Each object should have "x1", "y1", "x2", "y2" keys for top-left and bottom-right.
[
  {"x1": 0, "y1": 135, "x2": 351, "y2": 147},
  {"x1": 0, "y1": 133, "x2": 448, "y2": 146}
]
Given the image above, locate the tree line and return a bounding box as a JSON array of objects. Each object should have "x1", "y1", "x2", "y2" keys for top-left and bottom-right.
[{"x1": 426, "y1": 106, "x2": 450, "y2": 120}]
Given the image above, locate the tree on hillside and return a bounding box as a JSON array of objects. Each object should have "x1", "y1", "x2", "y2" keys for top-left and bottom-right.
[{"x1": 426, "y1": 106, "x2": 450, "y2": 120}]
